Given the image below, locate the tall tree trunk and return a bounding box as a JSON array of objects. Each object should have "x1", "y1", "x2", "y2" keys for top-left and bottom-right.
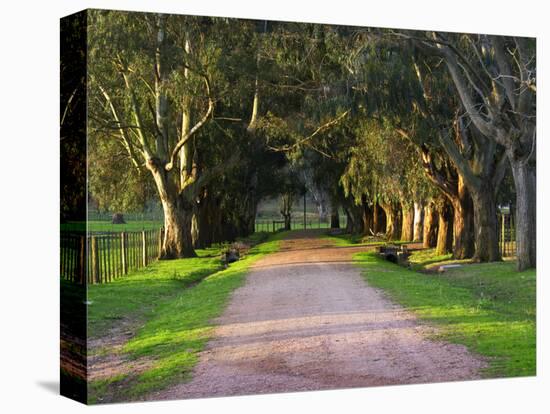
[
  {"x1": 401, "y1": 203, "x2": 414, "y2": 242},
  {"x1": 149, "y1": 163, "x2": 196, "y2": 259},
  {"x1": 196, "y1": 200, "x2": 211, "y2": 249},
  {"x1": 381, "y1": 202, "x2": 401, "y2": 240},
  {"x1": 376, "y1": 202, "x2": 386, "y2": 234},
  {"x1": 283, "y1": 213, "x2": 291, "y2": 231},
  {"x1": 191, "y1": 213, "x2": 200, "y2": 248},
  {"x1": 343, "y1": 206, "x2": 353, "y2": 233},
  {"x1": 280, "y1": 193, "x2": 293, "y2": 231},
  {"x1": 330, "y1": 204, "x2": 340, "y2": 229},
  {"x1": 436, "y1": 199, "x2": 453, "y2": 255},
  {"x1": 413, "y1": 202, "x2": 424, "y2": 242},
  {"x1": 361, "y1": 195, "x2": 374, "y2": 236},
  {"x1": 423, "y1": 202, "x2": 438, "y2": 248},
  {"x1": 160, "y1": 196, "x2": 196, "y2": 259},
  {"x1": 373, "y1": 202, "x2": 380, "y2": 234},
  {"x1": 450, "y1": 176, "x2": 475, "y2": 259},
  {"x1": 471, "y1": 188, "x2": 500, "y2": 262},
  {"x1": 509, "y1": 157, "x2": 536, "y2": 270},
  {"x1": 346, "y1": 202, "x2": 364, "y2": 233}
]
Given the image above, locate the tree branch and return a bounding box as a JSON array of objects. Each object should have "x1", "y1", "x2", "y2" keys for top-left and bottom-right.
[
  {"x1": 441, "y1": 50, "x2": 497, "y2": 140},
  {"x1": 437, "y1": 127, "x2": 481, "y2": 191},
  {"x1": 268, "y1": 110, "x2": 351, "y2": 153},
  {"x1": 95, "y1": 79, "x2": 143, "y2": 172},
  {"x1": 165, "y1": 75, "x2": 214, "y2": 171},
  {"x1": 121, "y1": 71, "x2": 154, "y2": 159}
]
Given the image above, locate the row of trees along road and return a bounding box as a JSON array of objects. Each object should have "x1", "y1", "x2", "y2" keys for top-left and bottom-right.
[{"x1": 86, "y1": 11, "x2": 535, "y2": 270}]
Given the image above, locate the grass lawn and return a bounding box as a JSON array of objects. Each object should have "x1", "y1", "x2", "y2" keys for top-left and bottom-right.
[
  {"x1": 354, "y1": 250, "x2": 536, "y2": 378},
  {"x1": 62, "y1": 220, "x2": 163, "y2": 233},
  {"x1": 87, "y1": 231, "x2": 283, "y2": 403}
]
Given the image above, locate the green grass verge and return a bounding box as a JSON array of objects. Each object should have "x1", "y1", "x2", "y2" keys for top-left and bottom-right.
[
  {"x1": 87, "y1": 246, "x2": 224, "y2": 339},
  {"x1": 324, "y1": 232, "x2": 410, "y2": 247},
  {"x1": 354, "y1": 251, "x2": 536, "y2": 378},
  {"x1": 408, "y1": 248, "x2": 455, "y2": 270},
  {"x1": 88, "y1": 232, "x2": 284, "y2": 403}
]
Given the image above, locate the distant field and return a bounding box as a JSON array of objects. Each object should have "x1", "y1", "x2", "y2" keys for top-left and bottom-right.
[
  {"x1": 63, "y1": 217, "x2": 347, "y2": 234},
  {"x1": 61, "y1": 220, "x2": 163, "y2": 233}
]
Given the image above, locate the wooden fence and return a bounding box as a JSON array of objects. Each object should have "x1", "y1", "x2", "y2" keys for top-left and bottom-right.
[
  {"x1": 254, "y1": 216, "x2": 347, "y2": 233},
  {"x1": 61, "y1": 228, "x2": 163, "y2": 284}
]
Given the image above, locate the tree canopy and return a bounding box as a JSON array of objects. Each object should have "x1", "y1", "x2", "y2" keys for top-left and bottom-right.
[{"x1": 86, "y1": 10, "x2": 535, "y2": 270}]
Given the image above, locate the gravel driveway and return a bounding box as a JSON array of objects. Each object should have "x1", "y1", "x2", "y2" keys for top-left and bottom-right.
[{"x1": 151, "y1": 230, "x2": 485, "y2": 400}]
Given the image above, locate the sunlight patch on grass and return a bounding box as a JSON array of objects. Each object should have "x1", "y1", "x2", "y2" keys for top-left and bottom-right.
[
  {"x1": 88, "y1": 235, "x2": 282, "y2": 402},
  {"x1": 324, "y1": 232, "x2": 385, "y2": 247}
]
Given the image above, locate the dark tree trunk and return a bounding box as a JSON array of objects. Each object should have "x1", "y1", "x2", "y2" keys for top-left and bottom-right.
[
  {"x1": 382, "y1": 202, "x2": 401, "y2": 240},
  {"x1": 509, "y1": 157, "x2": 536, "y2": 270},
  {"x1": 413, "y1": 202, "x2": 423, "y2": 242},
  {"x1": 283, "y1": 213, "x2": 291, "y2": 231},
  {"x1": 343, "y1": 206, "x2": 353, "y2": 233},
  {"x1": 450, "y1": 176, "x2": 475, "y2": 259},
  {"x1": 401, "y1": 203, "x2": 414, "y2": 242},
  {"x1": 471, "y1": 188, "x2": 500, "y2": 262},
  {"x1": 375, "y1": 202, "x2": 386, "y2": 234},
  {"x1": 423, "y1": 203, "x2": 438, "y2": 248},
  {"x1": 330, "y1": 205, "x2": 340, "y2": 229},
  {"x1": 347, "y1": 202, "x2": 364, "y2": 234},
  {"x1": 436, "y1": 199, "x2": 453, "y2": 255},
  {"x1": 194, "y1": 194, "x2": 218, "y2": 249},
  {"x1": 191, "y1": 213, "x2": 200, "y2": 248},
  {"x1": 211, "y1": 198, "x2": 223, "y2": 244},
  {"x1": 372, "y1": 202, "x2": 380, "y2": 234}
]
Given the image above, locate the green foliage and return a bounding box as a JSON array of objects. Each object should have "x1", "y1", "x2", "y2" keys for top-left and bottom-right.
[
  {"x1": 354, "y1": 251, "x2": 536, "y2": 378},
  {"x1": 341, "y1": 116, "x2": 432, "y2": 206},
  {"x1": 88, "y1": 132, "x2": 156, "y2": 213}
]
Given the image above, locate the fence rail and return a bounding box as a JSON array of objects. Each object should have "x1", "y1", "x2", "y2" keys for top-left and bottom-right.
[
  {"x1": 61, "y1": 228, "x2": 163, "y2": 284},
  {"x1": 254, "y1": 216, "x2": 347, "y2": 233}
]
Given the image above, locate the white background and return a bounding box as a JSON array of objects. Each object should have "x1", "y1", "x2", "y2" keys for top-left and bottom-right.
[{"x1": 0, "y1": 0, "x2": 547, "y2": 412}]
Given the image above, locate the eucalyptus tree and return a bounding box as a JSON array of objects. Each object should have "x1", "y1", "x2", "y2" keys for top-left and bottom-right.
[
  {"x1": 339, "y1": 35, "x2": 448, "y2": 243},
  {"x1": 88, "y1": 11, "x2": 260, "y2": 258},
  {"x1": 341, "y1": 117, "x2": 431, "y2": 241},
  {"x1": 409, "y1": 48, "x2": 509, "y2": 262},
  {"x1": 402, "y1": 32, "x2": 536, "y2": 270},
  {"x1": 353, "y1": 35, "x2": 506, "y2": 261},
  {"x1": 422, "y1": 200, "x2": 438, "y2": 248}
]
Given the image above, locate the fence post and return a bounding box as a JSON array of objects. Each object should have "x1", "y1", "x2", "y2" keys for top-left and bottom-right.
[
  {"x1": 79, "y1": 235, "x2": 85, "y2": 284},
  {"x1": 91, "y1": 236, "x2": 99, "y2": 284},
  {"x1": 500, "y1": 214, "x2": 505, "y2": 257},
  {"x1": 121, "y1": 232, "x2": 128, "y2": 275},
  {"x1": 106, "y1": 235, "x2": 111, "y2": 282},
  {"x1": 142, "y1": 230, "x2": 147, "y2": 267},
  {"x1": 158, "y1": 228, "x2": 163, "y2": 259}
]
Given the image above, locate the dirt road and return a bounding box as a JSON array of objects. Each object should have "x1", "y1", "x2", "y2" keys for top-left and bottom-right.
[{"x1": 152, "y1": 230, "x2": 485, "y2": 400}]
